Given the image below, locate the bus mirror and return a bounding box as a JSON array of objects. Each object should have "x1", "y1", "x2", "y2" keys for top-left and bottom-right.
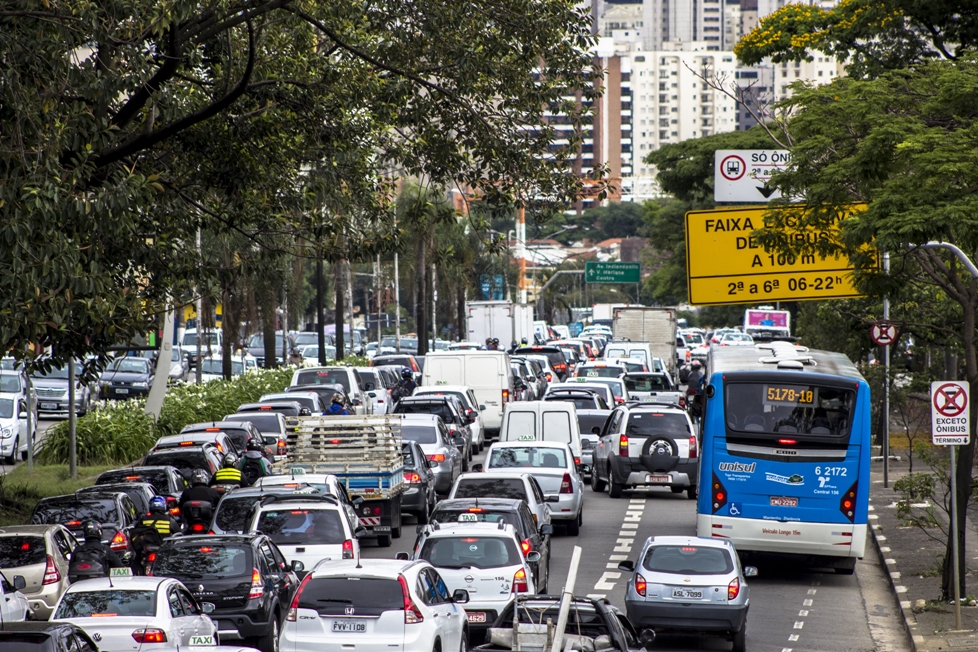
[{"x1": 706, "y1": 385, "x2": 715, "y2": 398}]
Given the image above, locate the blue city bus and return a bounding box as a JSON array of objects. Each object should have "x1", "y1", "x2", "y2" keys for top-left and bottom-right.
[{"x1": 696, "y1": 342, "x2": 870, "y2": 573}]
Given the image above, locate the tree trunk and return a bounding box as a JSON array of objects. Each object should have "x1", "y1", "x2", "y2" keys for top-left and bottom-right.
[
  {"x1": 316, "y1": 257, "x2": 327, "y2": 365},
  {"x1": 335, "y1": 261, "x2": 345, "y2": 361},
  {"x1": 416, "y1": 237, "x2": 428, "y2": 356},
  {"x1": 221, "y1": 284, "x2": 234, "y2": 380},
  {"x1": 261, "y1": 287, "x2": 278, "y2": 369}
]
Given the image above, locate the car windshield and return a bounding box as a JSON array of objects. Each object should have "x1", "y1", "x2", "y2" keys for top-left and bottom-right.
[
  {"x1": 0, "y1": 399, "x2": 13, "y2": 420},
  {"x1": 489, "y1": 447, "x2": 567, "y2": 469},
  {"x1": 201, "y1": 359, "x2": 244, "y2": 375},
  {"x1": 98, "y1": 471, "x2": 170, "y2": 494},
  {"x1": 215, "y1": 496, "x2": 263, "y2": 533},
  {"x1": 624, "y1": 375, "x2": 672, "y2": 392},
  {"x1": 248, "y1": 333, "x2": 287, "y2": 348},
  {"x1": 255, "y1": 509, "x2": 346, "y2": 544},
  {"x1": 544, "y1": 395, "x2": 595, "y2": 410},
  {"x1": 454, "y1": 478, "x2": 527, "y2": 501},
  {"x1": 55, "y1": 590, "x2": 157, "y2": 618},
  {"x1": 625, "y1": 412, "x2": 689, "y2": 437},
  {"x1": 723, "y1": 333, "x2": 753, "y2": 342},
  {"x1": 153, "y1": 545, "x2": 251, "y2": 579},
  {"x1": 588, "y1": 378, "x2": 624, "y2": 398},
  {"x1": 397, "y1": 403, "x2": 455, "y2": 423},
  {"x1": 298, "y1": 578, "x2": 403, "y2": 616},
  {"x1": 292, "y1": 333, "x2": 320, "y2": 346},
  {"x1": 401, "y1": 425, "x2": 438, "y2": 445},
  {"x1": 0, "y1": 373, "x2": 23, "y2": 393},
  {"x1": 32, "y1": 500, "x2": 116, "y2": 526},
  {"x1": 31, "y1": 363, "x2": 83, "y2": 380},
  {"x1": 0, "y1": 536, "x2": 47, "y2": 567},
  {"x1": 225, "y1": 414, "x2": 282, "y2": 434},
  {"x1": 107, "y1": 358, "x2": 149, "y2": 374},
  {"x1": 643, "y1": 545, "x2": 734, "y2": 575},
  {"x1": 420, "y1": 536, "x2": 521, "y2": 569},
  {"x1": 294, "y1": 370, "x2": 351, "y2": 392},
  {"x1": 185, "y1": 332, "x2": 219, "y2": 347},
  {"x1": 417, "y1": 391, "x2": 469, "y2": 408}
]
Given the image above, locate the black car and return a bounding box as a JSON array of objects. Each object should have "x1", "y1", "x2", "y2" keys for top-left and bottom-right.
[
  {"x1": 221, "y1": 413, "x2": 289, "y2": 459},
  {"x1": 76, "y1": 482, "x2": 157, "y2": 515},
  {"x1": 151, "y1": 533, "x2": 301, "y2": 652},
  {"x1": 181, "y1": 421, "x2": 272, "y2": 462},
  {"x1": 0, "y1": 622, "x2": 100, "y2": 652},
  {"x1": 29, "y1": 493, "x2": 139, "y2": 559},
  {"x1": 141, "y1": 443, "x2": 224, "y2": 480},
  {"x1": 429, "y1": 497, "x2": 552, "y2": 593},
  {"x1": 513, "y1": 346, "x2": 569, "y2": 380},
  {"x1": 395, "y1": 396, "x2": 474, "y2": 463},
  {"x1": 401, "y1": 441, "x2": 436, "y2": 524},
  {"x1": 246, "y1": 332, "x2": 294, "y2": 368},
  {"x1": 99, "y1": 356, "x2": 155, "y2": 399},
  {"x1": 95, "y1": 465, "x2": 189, "y2": 500}
]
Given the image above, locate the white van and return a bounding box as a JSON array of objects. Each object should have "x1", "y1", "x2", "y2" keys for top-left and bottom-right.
[
  {"x1": 603, "y1": 342, "x2": 653, "y2": 369},
  {"x1": 421, "y1": 351, "x2": 514, "y2": 438},
  {"x1": 498, "y1": 401, "x2": 582, "y2": 462}
]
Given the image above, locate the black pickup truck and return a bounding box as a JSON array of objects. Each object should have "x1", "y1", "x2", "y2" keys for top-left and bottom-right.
[{"x1": 474, "y1": 595, "x2": 654, "y2": 652}]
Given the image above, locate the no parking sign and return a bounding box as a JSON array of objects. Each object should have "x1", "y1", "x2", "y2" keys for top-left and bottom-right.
[{"x1": 932, "y1": 381, "x2": 970, "y2": 445}]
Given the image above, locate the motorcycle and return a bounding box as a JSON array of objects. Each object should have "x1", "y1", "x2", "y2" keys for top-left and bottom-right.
[{"x1": 182, "y1": 500, "x2": 214, "y2": 534}]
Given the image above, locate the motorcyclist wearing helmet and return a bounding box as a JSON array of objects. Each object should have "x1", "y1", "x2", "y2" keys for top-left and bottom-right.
[
  {"x1": 139, "y1": 496, "x2": 181, "y2": 537},
  {"x1": 68, "y1": 520, "x2": 125, "y2": 581},
  {"x1": 289, "y1": 347, "x2": 303, "y2": 366},
  {"x1": 397, "y1": 367, "x2": 417, "y2": 397},
  {"x1": 521, "y1": 337, "x2": 528, "y2": 345},
  {"x1": 327, "y1": 394, "x2": 349, "y2": 416},
  {"x1": 507, "y1": 340, "x2": 518, "y2": 355},
  {"x1": 491, "y1": 338, "x2": 500, "y2": 351},
  {"x1": 179, "y1": 468, "x2": 220, "y2": 510},
  {"x1": 239, "y1": 438, "x2": 273, "y2": 486},
  {"x1": 212, "y1": 453, "x2": 245, "y2": 487},
  {"x1": 685, "y1": 360, "x2": 705, "y2": 419}
]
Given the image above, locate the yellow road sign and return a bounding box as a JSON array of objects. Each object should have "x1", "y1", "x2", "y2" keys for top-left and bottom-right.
[{"x1": 685, "y1": 206, "x2": 865, "y2": 306}]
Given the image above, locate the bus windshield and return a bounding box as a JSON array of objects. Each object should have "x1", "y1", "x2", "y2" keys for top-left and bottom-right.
[{"x1": 724, "y1": 382, "x2": 855, "y2": 445}]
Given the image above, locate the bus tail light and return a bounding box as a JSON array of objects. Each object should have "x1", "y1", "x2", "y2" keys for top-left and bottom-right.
[
  {"x1": 840, "y1": 481, "x2": 857, "y2": 522},
  {"x1": 619, "y1": 435, "x2": 629, "y2": 457},
  {"x1": 635, "y1": 573, "x2": 647, "y2": 597},
  {"x1": 728, "y1": 577, "x2": 740, "y2": 600},
  {"x1": 688, "y1": 435, "x2": 697, "y2": 459},
  {"x1": 711, "y1": 473, "x2": 728, "y2": 514}
]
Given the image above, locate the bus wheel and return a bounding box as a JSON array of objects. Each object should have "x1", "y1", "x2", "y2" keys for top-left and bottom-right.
[{"x1": 609, "y1": 477, "x2": 623, "y2": 498}]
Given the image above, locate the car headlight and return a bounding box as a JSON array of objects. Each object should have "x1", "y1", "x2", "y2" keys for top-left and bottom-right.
[
  {"x1": 0, "y1": 428, "x2": 12, "y2": 439},
  {"x1": 132, "y1": 381, "x2": 149, "y2": 389}
]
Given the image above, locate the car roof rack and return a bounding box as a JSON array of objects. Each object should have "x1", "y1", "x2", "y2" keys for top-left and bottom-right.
[
  {"x1": 257, "y1": 494, "x2": 340, "y2": 508},
  {"x1": 625, "y1": 400, "x2": 683, "y2": 410}
]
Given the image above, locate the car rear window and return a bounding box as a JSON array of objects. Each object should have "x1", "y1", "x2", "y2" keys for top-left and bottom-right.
[
  {"x1": 397, "y1": 404, "x2": 455, "y2": 423},
  {"x1": 643, "y1": 545, "x2": 733, "y2": 575},
  {"x1": 0, "y1": 633, "x2": 52, "y2": 649},
  {"x1": 542, "y1": 411, "x2": 572, "y2": 445},
  {"x1": 97, "y1": 470, "x2": 170, "y2": 494},
  {"x1": 578, "y1": 366, "x2": 625, "y2": 378},
  {"x1": 625, "y1": 413, "x2": 689, "y2": 437},
  {"x1": 256, "y1": 509, "x2": 346, "y2": 545},
  {"x1": 153, "y1": 545, "x2": 252, "y2": 579},
  {"x1": 294, "y1": 370, "x2": 351, "y2": 392},
  {"x1": 298, "y1": 577, "x2": 402, "y2": 616},
  {"x1": 240, "y1": 405, "x2": 300, "y2": 417},
  {"x1": 32, "y1": 500, "x2": 117, "y2": 527},
  {"x1": 225, "y1": 414, "x2": 282, "y2": 433},
  {"x1": 420, "y1": 536, "x2": 521, "y2": 569},
  {"x1": 453, "y1": 478, "x2": 527, "y2": 501},
  {"x1": 142, "y1": 451, "x2": 208, "y2": 474},
  {"x1": 0, "y1": 536, "x2": 47, "y2": 567},
  {"x1": 401, "y1": 425, "x2": 438, "y2": 445},
  {"x1": 489, "y1": 447, "x2": 567, "y2": 469},
  {"x1": 431, "y1": 508, "x2": 522, "y2": 533},
  {"x1": 215, "y1": 496, "x2": 263, "y2": 533},
  {"x1": 624, "y1": 375, "x2": 671, "y2": 392},
  {"x1": 55, "y1": 590, "x2": 157, "y2": 618}
]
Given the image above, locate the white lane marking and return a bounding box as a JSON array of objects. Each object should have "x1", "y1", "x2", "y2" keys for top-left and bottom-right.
[
  {"x1": 896, "y1": 585, "x2": 907, "y2": 593},
  {"x1": 798, "y1": 610, "x2": 809, "y2": 616},
  {"x1": 609, "y1": 554, "x2": 628, "y2": 561},
  {"x1": 803, "y1": 599, "x2": 812, "y2": 606},
  {"x1": 606, "y1": 563, "x2": 623, "y2": 569},
  {"x1": 614, "y1": 540, "x2": 633, "y2": 553},
  {"x1": 789, "y1": 634, "x2": 800, "y2": 641},
  {"x1": 621, "y1": 522, "x2": 639, "y2": 529},
  {"x1": 793, "y1": 621, "x2": 804, "y2": 629},
  {"x1": 807, "y1": 589, "x2": 817, "y2": 595},
  {"x1": 624, "y1": 515, "x2": 642, "y2": 522},
  {"x1": 586, "y1": 594, "x2": 606, "y2": 599},
  {"x1": 618, "y1": 531, "x2": 635, "y2": 538},
  {"x1": 594, "y1": 572, "x2": 620, "y2": 591},
  {"x1": 782, "y1": 649, "x2": 793, "y2": 652}
]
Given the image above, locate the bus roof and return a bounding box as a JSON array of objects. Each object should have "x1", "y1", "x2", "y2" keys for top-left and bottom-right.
[{"x1": 708, "y1": 344, "x2": 865, "y2": 381}]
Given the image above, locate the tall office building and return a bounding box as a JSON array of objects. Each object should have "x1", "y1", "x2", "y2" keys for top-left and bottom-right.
[{"x1": 641, "y1": 0, "x2": 734, "y2": 51}]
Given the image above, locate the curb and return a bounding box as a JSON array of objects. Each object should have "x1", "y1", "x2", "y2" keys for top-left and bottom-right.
[{"x1": 869, "y1": 505, "x2": 924, "y2": 652}]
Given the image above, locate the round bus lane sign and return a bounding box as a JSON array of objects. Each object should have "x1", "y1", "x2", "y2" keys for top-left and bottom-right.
[
  {"x1": 870, "y1": 321, "x2": 897, "y2": 346},
  {"x1": 932, "y1": 381, "x2": 970, "y2": 445}
]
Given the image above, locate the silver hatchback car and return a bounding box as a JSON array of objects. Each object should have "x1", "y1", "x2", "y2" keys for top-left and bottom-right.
[{"x1": 618, "y1": 536, "x2": 755, "y2": 652}]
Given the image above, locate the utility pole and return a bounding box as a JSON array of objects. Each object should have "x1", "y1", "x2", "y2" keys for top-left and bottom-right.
[
  {"x1": 68, "y1": 361, "x2": 77, "y2": 479},
  {"x1": 195, "y1": 228, "x2": 202, "y2": 385},
  {"x1": 394, "y1": 252, "x2": 401, "y2": 353},
  {"x1": 517, "y1": 206, "x2": 527, "y2": 304},
  {"x1": 883, "y1": 252, "x2": 891, "y2": 488},
  {"x1": 317, "y1": 257, "x2": 326, "y2": 365}
]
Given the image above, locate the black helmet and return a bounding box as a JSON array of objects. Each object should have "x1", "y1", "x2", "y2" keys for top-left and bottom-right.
[
  {"x1": 223, "y1": 453, "x2": 237, "y2": 468},
  {"x1": 521, "y1": 337, "x2": 528, "y2": 344},
  {"x1": 82, "y1": 520, "x2": 102, "y2": 542},
  {"x1": 510, "y1": 341, "x2": 518, "y2": 348},
  {"x1": 401, "y1": 369, "x2": 413, "y2": 379},
  {"x1": 190, "y1": 468, "x2": 210, "y2": 485},
  {"x1": 247, "y1": 438, "x2": 263, "y2": 452},
  {"x1": 492, "y1": 338, "x2": 499, "y2": 345}
]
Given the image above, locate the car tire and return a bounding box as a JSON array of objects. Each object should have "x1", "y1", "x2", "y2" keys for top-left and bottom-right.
[
  {"x1": 608, "y1": 476, "x2": 623, "y2": 498},
  {"x1": 377, "y1": 533, "x2": 393, "y2": 547},
  {"x1": 4, "y1": 437, "x2": 17, "y2": 465},
  {"x1": 460, "y1": 631, "x2": 468, "y2": 652},
  {"x1": 462, "y1": 458, "x2": 469, "y2": 473},
  {"x1": 732, "y1": 624, "x2": 746, "y2": 652},
  {"x1": 254, "y1": 612, "x2": 280, "y2": 652},
  {"x1": 392, "y1": 523, "x2": 402, "y2": 539},
  {"x1": 566, "y1": 514, "x2": 580, "y2": 536},
  {"x1": 591, "y1": 468, "x2": 607, "y2": 493},
  {"x1": 687, "y1": 486, "x2": 698, "y2": 500}
]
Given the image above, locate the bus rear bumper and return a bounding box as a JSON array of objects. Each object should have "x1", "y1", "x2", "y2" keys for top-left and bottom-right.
[{"x1": 697, "y1": 514, "x2": 867, "y2": 558}]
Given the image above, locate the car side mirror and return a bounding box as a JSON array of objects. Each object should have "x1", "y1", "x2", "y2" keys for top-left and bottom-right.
[
  {"x1": 544, "y1": 495, "x2": 560, "y2": 503},
  {"x1": 395, "y1": 552, "x2": 410, "y2": 561},
  {"x1": 352, "y1": 496, "x2": 364, "y2": 506},
  {"x1": 354, "y1": 527, "x2": 368, "y2": 538},
  {"x1": 471, "y1": 463, "x2": 483, "y2": 473},
  {"x1": 12, "y1": 576, "x2": 25, "y2": 591},
  {"x1": 479, "y1": 405, "x2": 486, "y2": 411},
  {"x1": 453, "y1": 437, "x2": 466, "y2": 447},
  {"x1": 591, "y1": 426, "x2": 601, "y2": 435},
  {"x1": 352, "y1": 398, "x2": 362, "y2": 406},
  {"x1": 17, "y1": 410, "x2": 27, "y2": 419},
  {"x1": 200, "y1": 602, "x2": 216, "y2": 614},
  {"x1": 452, "y1": 589, "x2": 470, "y2": 604},
  {"x1": 540, "y1": 524, "x2": 553, "y2": 536},
  {"x1": 525, "y1": 551, "x2": 541, "y2": 563},
  {"x1": 299, "y1": 408, "x2": 312, "y2": 416},
  {"x1": 617, "y1": 560, "x2": 635, "y2": 572},
  {"x1": 368, "y1": 392, "x2": 377, "y2": 398},
  {"x1": 291, "y1": 560, "x2": 305, "y2": 572},
  {"x1": 581, "y1": 439, "x2": 592, "y2": 450},
  {"x1": 428, "y1": 459, "x2": 439, "y2": 468},
  {"x1": 744, "y1": 566, "x2": 758, "y2": 577}
]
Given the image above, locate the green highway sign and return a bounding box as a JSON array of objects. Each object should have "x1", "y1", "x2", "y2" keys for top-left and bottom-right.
[{"x1": 584, "y1": 261, "x2": 641, "y2": 284}]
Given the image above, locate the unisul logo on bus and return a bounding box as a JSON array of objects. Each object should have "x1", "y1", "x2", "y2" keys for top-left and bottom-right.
[{"x1": 718, "y1": 462, "x2": 756, "y2": 473}]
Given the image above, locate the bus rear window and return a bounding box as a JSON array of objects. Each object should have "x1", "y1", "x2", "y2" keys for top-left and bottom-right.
[{"x1": 724, "y1": 383, "x2": 855, "y2": 444}]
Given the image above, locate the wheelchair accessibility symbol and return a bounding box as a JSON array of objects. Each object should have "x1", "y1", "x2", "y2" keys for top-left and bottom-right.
[{"x1": 728, "y1": 502, "x2": 741, "y2": 516}]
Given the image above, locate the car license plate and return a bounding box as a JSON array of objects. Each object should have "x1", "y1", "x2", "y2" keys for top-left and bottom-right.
[
  {"x1": 332, "y1": 620, "x2": 366, "y2": 633},
  {"x1": 115, "y1": 388, "x2": 129, "y2": 395},
  {"x1": 467, "y1": 612, "x2": 487, "y2": 623},
  {"x1": 373, "y1": 526, "x2": 391, "y2": 532},
  {"x1": 770, "y1": 496, "x2": 798, "y2": 507},
  {"x1": 40, "y1": 402, "x2": 58, "y2": 410},
  {"x1": 671, "y1": 588, "x2": 702, "y2": 599},
  {"x1": 646, "y1": 474, "x2": 670, "y2": 484},
  {"x1": 190, "y1": 635, "x2": 215, "y2": 646}
]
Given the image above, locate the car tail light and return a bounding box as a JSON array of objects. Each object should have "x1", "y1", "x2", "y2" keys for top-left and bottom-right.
[
  {"x1": 342, "y1": 539, "x2": 355, "y2": 560},
  {"x1": 66, "y1": 520, "x2": 81, "y2": 528},
  {"x1": 688, "y1": 435, "x2": 697, "y2": 459},
  {"x1": 679, "y1": 395, "x2": 686, "y2": 408},
  {"x1": 43, "y1": 555, "x2": 60, "y2": 585},
  {"x1": 427, "y1": 454, "x2": 445, "y2": 463},
  {"x1": 277, "y1": 439, "x2": 287, "y2": 455},
  {"x1": 132, "y1": 629, "x2": 167, "y2": 644},
  {"x1": 148, "y1": 552, "x2": 157, "y2": 563},
  {"x1": 546, "y1": 373, "x2": 553, "y2": 382},
  {"x1": 840, "y1": 481, "x2": 857, "y2": 522},
  {"x1": 287, "y1": 573, "x2": 313, "y2": 621},
  {"x1": 728, "y1": 577, "x2": 740, "y2": 600},
  {"x1": 521, "y1": 539, "x2": 532, "y2": 554},
  {"x1": 573, "y1": 457, "x2": 581, "y2": 467},
  {"x1": 619, "y1": 435, "x2": 628, "y2": 457},
  {"x1": 248, "y1": 568, "x2": 264, "y2": 599},
  {"x1": 398, "y1": 574, "x2": 424, "y2": 623},
  {"x1": 635, "y1": 572, "x2": 647, "y2": 597},
  {"x1": 711, "y1": 473, "x2": 728, "y2": 514},
  {"x1": 190, "y1": 522, "x2": 206, "y2": 532},
  {"x1": 512, "y1": 568, "x2": 528, "y2": 593},
  {"x1": 559, "y1": 473, "x2": 573, "y2": 494},
  {"x1": 110, "y1": 531, "x2": 128, "y2": 552},
  {"x1": 404, "y1": 472, "x2": 422, "y2": 483},
  {"x1": 777, "y1": 438, "x2": 796, "y2": 445}
]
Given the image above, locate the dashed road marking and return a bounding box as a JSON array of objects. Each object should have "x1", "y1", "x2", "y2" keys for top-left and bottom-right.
[
  {"x1": 609, "y1": 554, "x2": 628, "y2": 561},
  {"x1": 802, "y1": 599, "x2": 812, "y2": 606},
  {"x1": 793, "y1": 621, "x2": 804, "y2": 629},
  {"x1": 594, "y1": 572, "x2": 620, "y2": 591},
  {"x1": 807, "y1": 589, "x2": 817, "y2": 595},
  {"x1": 798, "y1": 610, "x2": 809, "y2": 616},
  {"x1": 789, "y1": 634, "x2": 800, "y2": 641}
]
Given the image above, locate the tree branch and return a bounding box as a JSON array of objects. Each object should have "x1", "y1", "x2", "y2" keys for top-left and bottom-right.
[{"x1": 112, "y1": 27, "x2": 183, "y2": 131}]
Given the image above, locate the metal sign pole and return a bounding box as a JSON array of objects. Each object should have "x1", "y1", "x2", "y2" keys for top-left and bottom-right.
[
  {"x1": 67, "y1": 362, "x2": 77, "y2": 480},
  {"x1": 883, "y1": 253, "x2": 890, "y2": 488},
  {"x1": 951, "y1": 443, "x2": 962, "y2": 629}
]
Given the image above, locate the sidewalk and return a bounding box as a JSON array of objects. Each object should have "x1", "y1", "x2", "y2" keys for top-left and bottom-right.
[{"x1": 871, "y1": 456, "x2": 978, "y2": 651}]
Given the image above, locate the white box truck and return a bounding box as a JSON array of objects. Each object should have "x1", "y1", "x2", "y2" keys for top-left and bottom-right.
[
  {"x1": 611, "y1": 307, "x2": 678, "y2": 382},
  {"x1": 466, "y1": 301, "x2": 535, "y2": 346},
  {"x1": 743, "y1": 307, "x2": 791, "y2": 339}
]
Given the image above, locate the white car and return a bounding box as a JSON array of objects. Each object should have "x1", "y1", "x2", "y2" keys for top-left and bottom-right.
[
  {"x1": 0, "y1": 394, "x2": 33, "y2": 465},
  {"x1": 253, "y1": 473, "x2": 362, "y2": 531},
  {"x1": 246, "y1": 495, "x2": 363, "y2": 569},
  {"x1": 0, "y1": 571, "x2": 29, "y2": 622},
  {"x1": 405, "y1": 523, "x2": 539, "y2": 631},
  {"x1": 198, "y1": 354, "x2": 257, "y2": 383},
  {"x1": 356, "y1": 367, "x2": 395, "y2": 415},
  {"x1": 281, "y1": 559, "x2": 469, "y2": 652},
  {"x1": 290, "y1": 367, "x2": 371, "y2": 415},
  {"x1": 484, "y1": 441, "x2": 584, "y2": 535},
  {"x1": 51, "y1": 576, "x2": 217, "y2": 651},
  {"x1": 718, "y1": 332, "x2": 755, "y2": 347},
  {"x1": 413, "y1": 385, "x2": 486, "y2": 452},
  {"x1": 448, "y1": 472, "x2": 553, "y2": 529}
]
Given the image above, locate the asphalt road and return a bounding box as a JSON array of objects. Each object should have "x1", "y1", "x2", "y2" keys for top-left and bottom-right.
[{"x1": 362, "y1": 447, "x2": 911, "y2": 652}]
